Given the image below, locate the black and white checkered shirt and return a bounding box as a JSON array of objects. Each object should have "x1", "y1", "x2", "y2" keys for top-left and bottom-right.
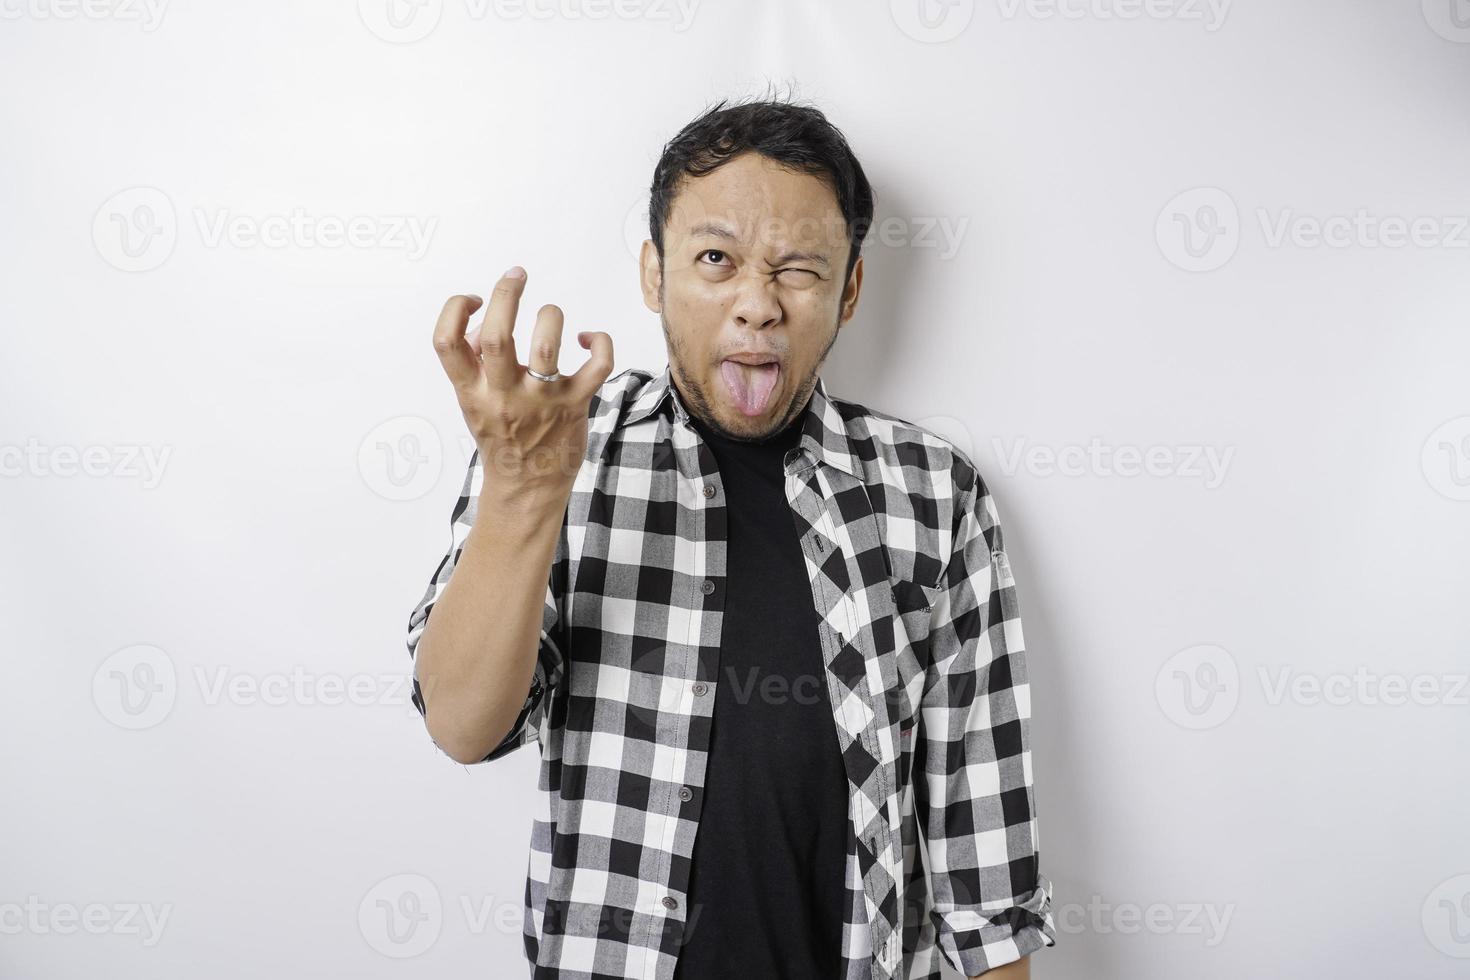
[{"x1": 406, "y1": 363, "x2": 1056, "y2": 979}]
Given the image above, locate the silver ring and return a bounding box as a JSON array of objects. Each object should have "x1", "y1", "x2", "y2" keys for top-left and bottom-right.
[{"x1": 526, "y1": 367, "x2": 562, "y2": 382}]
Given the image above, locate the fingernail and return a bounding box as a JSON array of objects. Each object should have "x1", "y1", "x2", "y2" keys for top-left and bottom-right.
[{"x1": 504, "y1": 266, "x2": 526, "y2": 279}]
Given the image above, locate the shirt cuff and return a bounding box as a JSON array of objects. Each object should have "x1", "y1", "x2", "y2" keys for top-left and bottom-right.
[{"x1": 935, "y1": 873, "x2": 1057, "y2": 977}]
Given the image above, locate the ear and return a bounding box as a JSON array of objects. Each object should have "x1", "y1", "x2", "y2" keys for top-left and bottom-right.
[
  {"x1": 639, "y1": 239, "x2": 663, "y2": 313},
  {"x1": 838, "y1": 253, "x2": 863, "y2": 324}
]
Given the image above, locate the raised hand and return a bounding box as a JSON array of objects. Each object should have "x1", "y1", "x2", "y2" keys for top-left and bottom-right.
[{"x1": 433, "y1": 267, "x2": 615, "y2": 508}]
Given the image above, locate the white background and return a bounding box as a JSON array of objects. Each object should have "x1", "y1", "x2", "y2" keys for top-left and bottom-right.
[{"x1": 2, "y1": 1, "x2": 1468, "y2": 978}]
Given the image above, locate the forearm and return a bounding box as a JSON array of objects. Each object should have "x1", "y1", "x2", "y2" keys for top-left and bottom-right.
[
  {"x1": 413, "y1": 484, "x2": 566, "y2": 762},
  {"x1": 972, "y1": 953, "x2": 1030, "y2": 980}
]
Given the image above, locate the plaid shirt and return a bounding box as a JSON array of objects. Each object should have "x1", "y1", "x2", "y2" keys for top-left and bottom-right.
[{"x1": 406, "y1": 363, "x2": 1056, "y2": 979}]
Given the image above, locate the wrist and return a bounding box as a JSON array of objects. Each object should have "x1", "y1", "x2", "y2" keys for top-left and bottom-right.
[{"x1": 476, "y1": 481, "x2": 571, "y2": 527}]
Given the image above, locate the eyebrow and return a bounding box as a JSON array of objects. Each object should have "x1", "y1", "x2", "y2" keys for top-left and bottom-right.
[{"x1": 687, "y1": 221, "x2": 831, "y2": 268}]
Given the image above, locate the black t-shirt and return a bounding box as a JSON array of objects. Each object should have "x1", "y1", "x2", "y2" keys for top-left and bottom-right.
[{"x1": 671, "y1": 407, "x2": 850, "y2": 980}]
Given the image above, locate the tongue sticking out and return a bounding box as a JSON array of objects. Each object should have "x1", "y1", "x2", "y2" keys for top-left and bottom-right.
[{"x1": 720, "y1": 360, "x2": 780, "y2": 417}]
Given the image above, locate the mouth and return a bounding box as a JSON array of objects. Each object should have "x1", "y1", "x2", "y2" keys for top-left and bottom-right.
[{"x1": 719, "y1": 355, "x2": 781, "y2": 417}]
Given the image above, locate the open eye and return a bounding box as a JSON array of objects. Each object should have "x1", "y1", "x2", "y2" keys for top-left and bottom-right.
[{"x1": 698, "y1": 249, "x2": 731, "y2": 266}]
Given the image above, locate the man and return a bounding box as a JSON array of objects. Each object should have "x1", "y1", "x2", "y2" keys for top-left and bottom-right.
[{"x1": 406, "y1": 96, "x2": 1056, "y2": 979}]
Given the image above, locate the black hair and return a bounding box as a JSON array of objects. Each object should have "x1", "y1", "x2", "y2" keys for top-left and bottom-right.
[{"x1": 647, "y1": 86, "x2": 875, "y2": 288}]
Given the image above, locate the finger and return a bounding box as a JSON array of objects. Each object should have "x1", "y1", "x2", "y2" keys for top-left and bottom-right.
[
  {"x1": 567, "y1": 330, "x2": 615, "y2": 401},
  {"x1": 432, "y1": 294, "x2": 484, "y2": 389},
  {"x1": 525, "y1": 304, "x2": 564, "y2": 383},
  {"x1": 479, "y1": 267, "x2": 527, "y2": 389}
]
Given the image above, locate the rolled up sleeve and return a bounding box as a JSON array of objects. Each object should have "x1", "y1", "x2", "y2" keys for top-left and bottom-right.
[
  {"x1": 404, "y1": 447, "x2": 567, "y2": 763},
  {"x1": 917, "y1": 461, "x2": 1056, "y2": 975}
]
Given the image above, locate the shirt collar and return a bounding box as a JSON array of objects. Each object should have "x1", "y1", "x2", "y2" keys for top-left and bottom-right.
[{"x1": 617, "y1": 363, "x2": 858, "y2": 478}]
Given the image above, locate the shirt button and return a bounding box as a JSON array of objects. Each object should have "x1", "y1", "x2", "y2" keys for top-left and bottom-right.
[
  {"x1": 692, "y1": 682, "x2": 708, "y2": 697},
  {"x1": 677, "y1": 786, "x2": 693, "y2": 802},
  {"x1": 702, "y1": 483, "x2": 715, "y2": 498},
  {"x1": 661, "y1": 896, "x2": 679, "y2": 911},
  {"x1": 700, "y1": 579, "x2": 715, "y2": 595}
]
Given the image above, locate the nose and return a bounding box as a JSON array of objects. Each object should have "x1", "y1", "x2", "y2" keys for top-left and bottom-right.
[{"x1": 730, "y1": 271, "x2": 781, "y2": 331}]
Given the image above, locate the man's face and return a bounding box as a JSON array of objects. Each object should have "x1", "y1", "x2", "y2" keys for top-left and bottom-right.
[{"x1": 638, "y1": 150, "x2": 864, "y2": 442}]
